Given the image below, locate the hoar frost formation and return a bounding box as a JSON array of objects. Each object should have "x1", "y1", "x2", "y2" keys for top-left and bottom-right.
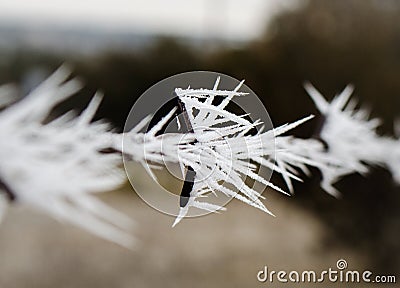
[{"x1": 0, "y1": 66, "x2": 398, "y2": 246}]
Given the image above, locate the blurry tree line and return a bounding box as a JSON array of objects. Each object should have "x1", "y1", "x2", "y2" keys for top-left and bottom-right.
[{"x1": 0, "y1": 0, "x2": 399, "y2": 272}]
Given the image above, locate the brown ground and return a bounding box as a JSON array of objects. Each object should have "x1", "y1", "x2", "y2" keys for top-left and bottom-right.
[{"x1": 0, "y1": 166, "x2": 388, "y2": 288}]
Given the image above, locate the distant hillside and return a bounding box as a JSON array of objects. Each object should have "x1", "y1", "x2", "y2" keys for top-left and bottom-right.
[
  {"x1": 0, "y1": 23, "x2": 245, "y2": 56},
  {"x1": 0, "y1": 23, "x2": 158, "y2": 55}
]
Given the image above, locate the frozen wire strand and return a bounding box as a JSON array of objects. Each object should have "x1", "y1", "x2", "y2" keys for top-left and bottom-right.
[
  {"x1": 170, "y1": 80, "x2": 321, "y2": 226},
  {"x1": 0, "y1": 66, "x2": 136, "y2": 247},
  {"x1": 8, "y1": 66, "x2": 391, "y2": 234},
  {"x1": 302, "y1": 82, "x2": 388, "y2": 196},
  {"x1": 3, "y1": 66, "x2": 360, "y2": 243},
  {"x1": 177, "y1": 84, "x2": 268, "y2": 215}
]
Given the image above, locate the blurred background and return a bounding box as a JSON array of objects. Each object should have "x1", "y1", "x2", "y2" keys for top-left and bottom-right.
[{"x1": 0, "y1": 0, "x2": 399, "y2": 287}]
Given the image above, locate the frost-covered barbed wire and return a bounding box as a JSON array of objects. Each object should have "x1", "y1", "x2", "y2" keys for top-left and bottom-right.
[
  {"x1": 0, "y1": 66, "x2": 135, "y2": 247},
  {"x1": 1, "y1": 65, "x2": 398, "y2": 236},
  {"x1": 270, "y1": 84, "x2": 390, "y2": 197},
  {"x1": 121, "y1": 78, "x2": 393, "y2": 225},
  {"x1": 137, "y1": 79, "x2": 400, "y2": 225},
  {"x1": 121, "y1": 78, "x2": 317, "y2": 226},
  {"x1": 301, "y1": 83, "x2": 386, "y2": 196}
]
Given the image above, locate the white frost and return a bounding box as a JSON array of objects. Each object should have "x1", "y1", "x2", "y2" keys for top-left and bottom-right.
[
  {"x1": 124, "y1": 78, "x2": 316, "y2": 226},
  {"x1": 304, "y1": 83, "x2": 385, "y2": 196},
  {"x1": 0, "y1": 66, "x2": 135, "y2": 247}
]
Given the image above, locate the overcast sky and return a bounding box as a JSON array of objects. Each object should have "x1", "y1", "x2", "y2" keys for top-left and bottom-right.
[{"x1": 0, "y1": 0, "x2": 301, "y2": 40}]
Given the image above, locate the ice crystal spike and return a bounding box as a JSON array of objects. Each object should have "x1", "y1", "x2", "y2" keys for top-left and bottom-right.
[
  {"x1": 304, "y1": 83, "x2": 385, "y2": 196},
  {"x1": 0, "y1": 66, "x2": 135, "y2": 247},
  {"x1": 130, "y1": 78, "x2": 316, "y2": 225}
]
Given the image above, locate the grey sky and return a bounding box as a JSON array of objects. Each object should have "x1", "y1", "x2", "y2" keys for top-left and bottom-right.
[{"x1": 0, "y1": 0, "x2": 301, "y2": 40}]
